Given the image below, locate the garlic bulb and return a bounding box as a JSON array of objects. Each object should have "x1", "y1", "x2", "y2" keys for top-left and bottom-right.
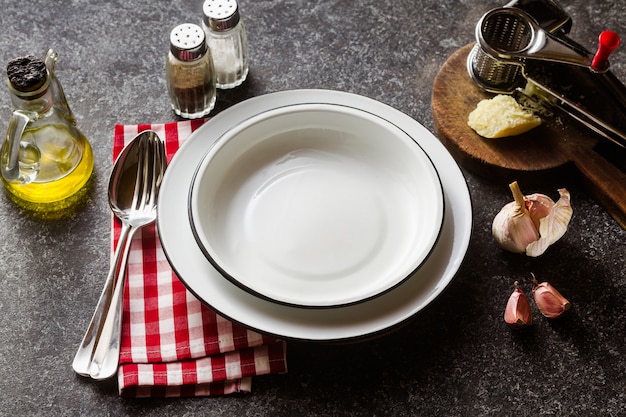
[
  {"x1": 492, "y1": 181, "x2": 572, "y2": 257},
  {"x1": 504, "y1": 281, "x2": 532, "y2": 328},
  {"x1": 531, "y1": 273, "x2": 571, "y2": 319}
]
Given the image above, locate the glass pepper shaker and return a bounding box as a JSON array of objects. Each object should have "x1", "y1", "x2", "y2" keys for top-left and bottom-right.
[
  {"x1": 202, "y1": 0, "x2": 249, "y2": 89},
  {"x1": 166, "y1": 23, "x2": 216, "y2": 119}
]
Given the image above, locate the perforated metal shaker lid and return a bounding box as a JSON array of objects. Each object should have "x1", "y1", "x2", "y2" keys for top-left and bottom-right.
[
  {"x1": 169, "y1": 24, "x2": 207, "y2": 61},
  {"x1": 203, "y1": 0, "x2": 240, "y2": 31}
]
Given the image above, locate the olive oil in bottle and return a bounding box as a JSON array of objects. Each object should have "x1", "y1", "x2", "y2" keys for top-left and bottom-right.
[{"x1": 0, "y1": 50, "x2": 94, "y2": 214}]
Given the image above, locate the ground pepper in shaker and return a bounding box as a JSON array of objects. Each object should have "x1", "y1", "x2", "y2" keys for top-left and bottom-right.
[
  {"x1": 166, "y1": 23, "x2": 216, "y2": 118},
  {"x1": 202, "y1": 0, "x2": 249, "y2": 89}
]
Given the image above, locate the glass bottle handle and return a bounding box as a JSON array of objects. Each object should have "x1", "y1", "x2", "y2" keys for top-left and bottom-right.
[
  {"x1": 2, "y1": 111, "x2": 30, "y2": 182},
  {"x1": 44, "y1": 48, "x2": 74, "y2": 121}
]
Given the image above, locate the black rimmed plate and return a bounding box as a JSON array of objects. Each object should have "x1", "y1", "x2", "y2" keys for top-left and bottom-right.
[
  {"x1": 188, "y1": 103, "x2": 444, "y2": 308},
  {"x1": 158, "y1": 89, "x2": 472, "y2": 342}
]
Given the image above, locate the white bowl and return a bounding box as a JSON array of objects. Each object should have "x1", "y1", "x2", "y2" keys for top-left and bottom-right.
[{"x1": 189, "y1": 103, "x2": 444, "y2": 307}]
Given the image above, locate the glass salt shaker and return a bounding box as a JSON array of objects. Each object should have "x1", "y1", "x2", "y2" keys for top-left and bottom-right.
[
  {"x1": 166, "y1": 23, "x2": 216, "y2": 119},
  {"x1": 202, "y1": 0, "x2": 249, "y2": 89}
]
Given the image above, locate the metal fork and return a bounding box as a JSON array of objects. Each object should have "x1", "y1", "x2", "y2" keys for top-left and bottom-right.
[{"x1": 72, "y1": 131, "x2": 166, "y2": 380}]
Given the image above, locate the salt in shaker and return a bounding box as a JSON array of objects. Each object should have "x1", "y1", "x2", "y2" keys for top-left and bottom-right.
[
  {"x1": 166, "y1": 23, "x2": 216, "y2": 118},
  {"x1": 202, "y1": 0, "x2": 249, "y2": 89}
]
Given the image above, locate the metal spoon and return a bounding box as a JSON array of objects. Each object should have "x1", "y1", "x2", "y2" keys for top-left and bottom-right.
[{"x1": 72, "y1": 130, "x2": 167, "y2": 380}]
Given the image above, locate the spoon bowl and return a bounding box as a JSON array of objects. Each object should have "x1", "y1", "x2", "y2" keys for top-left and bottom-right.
[{"x1": 72, "y1": 130, "x2": 166, "y2": 380}]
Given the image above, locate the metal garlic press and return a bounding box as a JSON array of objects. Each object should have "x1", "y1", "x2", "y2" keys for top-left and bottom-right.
[{"x1": 467, "y1": 0, "x2": 626, "y2": 149}]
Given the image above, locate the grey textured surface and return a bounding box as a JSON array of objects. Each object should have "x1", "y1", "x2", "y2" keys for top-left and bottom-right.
[{"x1": 0, "y1": 0, "x2": 625, "y2": 416}]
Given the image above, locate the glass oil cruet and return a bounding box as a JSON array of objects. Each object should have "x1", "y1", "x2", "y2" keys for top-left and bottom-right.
[{"x1": 0, "y1": 49, "x2": 94, "y2": 213}]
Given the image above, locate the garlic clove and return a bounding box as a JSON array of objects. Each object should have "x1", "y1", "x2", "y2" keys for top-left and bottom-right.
[
  {"x1": 525, "y1": 193, "x2": 555, "y2": 230},
  {"x1": 531, "y1": 273, "x2": 571, "y2": 319},
  {"x1": 504, "y1": 281, "x2": 533, "y2": 328},
  {"x1": 526, "y1": 188, "x2": 572, "y2": 257}
]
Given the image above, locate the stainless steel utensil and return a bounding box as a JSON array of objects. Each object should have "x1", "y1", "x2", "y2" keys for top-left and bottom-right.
[
  {"x1": 467, "y1": 1, "x2": 626, "y2": 149},
  {"x1": 467, "y1": 0, "x2": 573, "y2": 93},
  {"x1": 476, "y1": 7, "x2": 594, "y2": 70},
  {"x1": 72, "y1": 130, "x2": 167, "y2": 380},
  {"x1": 521, "y1": 59, "x2": 626, "y2": 149}
]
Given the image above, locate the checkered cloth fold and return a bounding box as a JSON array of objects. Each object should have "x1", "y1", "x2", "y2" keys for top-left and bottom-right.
[{"x1": 113, "y1": 121, "x2": 287, "y2": 398}]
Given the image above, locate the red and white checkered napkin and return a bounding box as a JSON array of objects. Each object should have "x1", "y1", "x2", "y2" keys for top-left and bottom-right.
[{"x1": 113, "y1": 121, "x2": 287, "y2": 398}]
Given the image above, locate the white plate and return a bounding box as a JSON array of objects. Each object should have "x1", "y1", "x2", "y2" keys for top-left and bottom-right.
[
  {"x1": 188, "y1": 103, "x2": 444, "y2": 307},
  {"x1": 158, "y1": 89, "x2": 472, "y2": 341}
]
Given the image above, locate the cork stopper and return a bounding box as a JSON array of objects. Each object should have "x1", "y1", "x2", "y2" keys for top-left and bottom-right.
[{"x1": 6, "y1": 55, "x2": 48, "y2": 93}]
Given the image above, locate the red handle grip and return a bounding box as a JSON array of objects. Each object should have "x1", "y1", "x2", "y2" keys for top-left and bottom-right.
[{"x1": 591, "y1": 30, "x2": 620, "y2": 71}]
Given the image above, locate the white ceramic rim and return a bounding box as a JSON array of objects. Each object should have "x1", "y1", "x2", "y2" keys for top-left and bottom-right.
[
  {"x1": 188, "y1": 103, "x2": 444, "y2": 308},
  {"x1": 157, "y1": 89, "x2": 472, "y2": 342}
]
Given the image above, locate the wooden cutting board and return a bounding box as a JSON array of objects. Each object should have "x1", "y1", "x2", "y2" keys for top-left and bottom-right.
[{"x1": 432, "y1": 43, "x2": 626, "y2": 230}]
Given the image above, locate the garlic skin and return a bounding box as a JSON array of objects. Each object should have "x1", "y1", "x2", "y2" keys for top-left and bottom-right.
[
  {"x1": 531, "y1": 273, "x2": 571, "y2": 319},
  {"x1": 492, "y1": 182, "x2": 572, "y2": 257},
  {"x1": 504, "y1": 281, "x2": 533, "y2": 328},
  {"x1": 526, "y1": 188, "x2": 572, "y2": 257}
]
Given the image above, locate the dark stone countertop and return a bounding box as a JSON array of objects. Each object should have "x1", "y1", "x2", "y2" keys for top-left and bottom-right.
[{"x1": 0, "y1": 1, "x2": 624, "y2": 416}]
